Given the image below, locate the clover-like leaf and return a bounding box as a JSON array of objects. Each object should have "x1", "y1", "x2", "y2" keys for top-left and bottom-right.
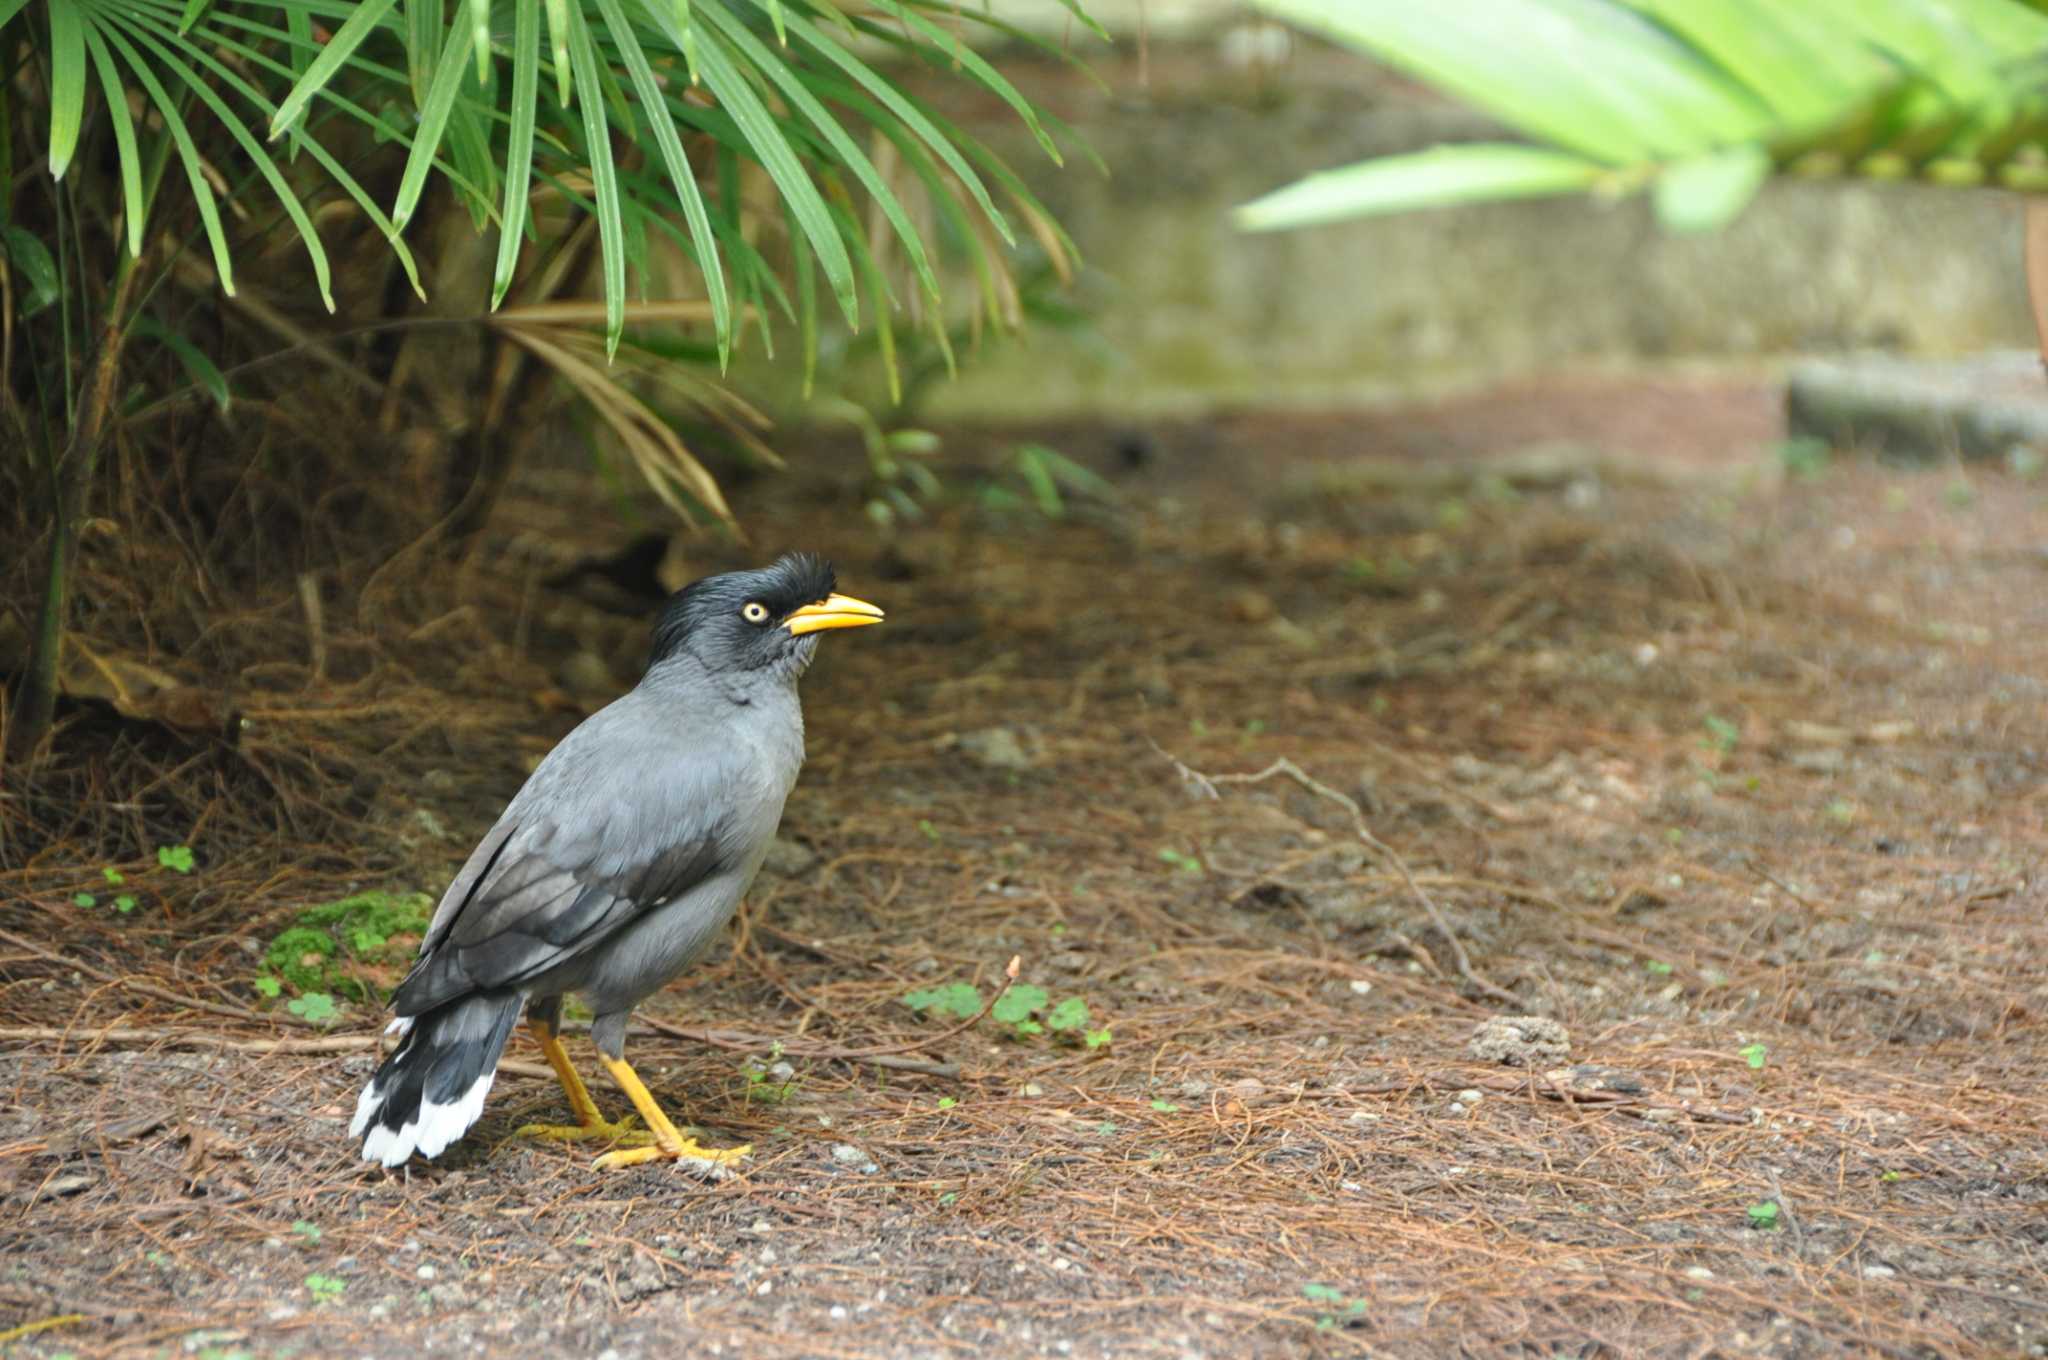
[
  {"x1": 1046, "y1": 997, "x2": 1091, "y2": 1032},
  {"x1": 287, "y1": 992, "x2": 339, "y2": 1024},
  {"x1": 991, "y1": 983, "x2": 1048, "y2": 1026},
  {"x1": 902, "y1": 983, "x2": 982, "y2": 1020}
]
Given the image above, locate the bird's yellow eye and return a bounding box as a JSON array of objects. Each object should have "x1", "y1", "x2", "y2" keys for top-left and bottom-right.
[{"x1": 741, "y1": 602, "x2": 770, "y2": 624}]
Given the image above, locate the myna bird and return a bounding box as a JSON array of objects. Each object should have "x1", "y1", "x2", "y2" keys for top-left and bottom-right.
[{"x1": 351, "y1": 553, "x2": 882, "y2": 1171}]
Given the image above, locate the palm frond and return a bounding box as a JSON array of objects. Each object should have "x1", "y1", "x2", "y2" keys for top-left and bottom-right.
[{"x1": 1239, "y1": 0, "x2": 2048, "y2": 234}]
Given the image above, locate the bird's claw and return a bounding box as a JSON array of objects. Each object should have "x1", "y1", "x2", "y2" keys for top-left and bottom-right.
[
  {"x1": 593, "y1": 1137, "x2": 751, "y2": 1176},
  {"x1": 514, "y1": 1114, "x2": 650, "y2": 1145}
]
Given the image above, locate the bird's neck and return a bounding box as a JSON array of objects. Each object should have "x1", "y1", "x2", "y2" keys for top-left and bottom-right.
[{"x1": 642, "y1": 651, "x2": 802, "y2": 712}]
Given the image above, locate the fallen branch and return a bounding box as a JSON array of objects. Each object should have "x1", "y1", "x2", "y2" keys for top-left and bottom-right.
[
  {"x1": 1350, "y1": 1069, "x2": 1751, "y2": 1125},
  {"x1": 1150, "y1": 742, "x2": 1521, "y2": 1006}
]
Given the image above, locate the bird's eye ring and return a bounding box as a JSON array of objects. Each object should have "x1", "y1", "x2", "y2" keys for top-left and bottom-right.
[{"x1": 741, "y1": 602, "x2": 770, "y2": 624}]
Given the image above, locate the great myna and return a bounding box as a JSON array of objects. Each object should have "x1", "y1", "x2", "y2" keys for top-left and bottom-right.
[{"x1": 351, "y1": 553, "x2": 882, "y2": 1171}]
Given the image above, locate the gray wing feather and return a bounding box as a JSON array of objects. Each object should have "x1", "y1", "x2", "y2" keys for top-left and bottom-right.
[{"x1": 392, "y1": 695, "x2": 737, "y2": 1015}]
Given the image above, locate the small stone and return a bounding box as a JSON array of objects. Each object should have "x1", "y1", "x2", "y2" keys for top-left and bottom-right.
[
  {"x1": 1446, "y1": 1102, "x2": 1467, "y2": 1116},
  {"x1": 1225, "y1": 588, "x2": 1275, "y2": 623},
  {"x1": 1456, "y1": 1089, "x2": 1483, "y2": 1104},
  {"x1": 1051, "y1": 1258, "x2": 1072, "y2": 1272},
  {"x1": 1346, "y1": 1111, "x2": 1381, "y2": 1125},
  {"x1": 1684, "y1": 1266, "x2": 1715, "y2": 1281},
  {"x1": 958, "y1": 726, "x2": 1036, "y2": 771},
  {"x1": 829, "y1": 1306, "x2": 848, "y2": 1321},
  {"x1": 415, "y1": 1265, "x2": 437, "y2": 1280},
  {"x1": 1020, "y1": 1082, "x2": 1045, "y2": 1098},
  {"x1": 761, "y1": 837, "x2": 818, "y2": 877},
  {"x1": 1348, "y1": 979, "x2": 1373, "y2": 995},
  {"x1": 1467, "y1": 1016, "x2": 1571, "y2": 1068},
  {"x1": 1642, "y1": 1107, "x2": 1682, "y2": 1124},
  {"x1": 830, "y1": 1143, "x2": 878, "y2": 1174},
  {"x1": 1863, "y1": 1264, "x2": 1897, "y2": 1280},
  {"x1": 596, "y1": 1348, "x2": 623, "y2": 1360}
]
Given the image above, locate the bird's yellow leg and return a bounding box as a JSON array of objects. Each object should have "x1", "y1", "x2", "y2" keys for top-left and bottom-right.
[
  {"x1": 513, "y1": 1020, "x2": 650, "y2": 1145},
  {"x1": 591, "y1": 1055, "x2": 751, "y2": 1173}
]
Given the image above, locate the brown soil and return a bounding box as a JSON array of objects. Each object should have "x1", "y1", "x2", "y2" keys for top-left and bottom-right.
[{"x1": 4, "y1": 372, "x2": 2045, "y2": 1359}]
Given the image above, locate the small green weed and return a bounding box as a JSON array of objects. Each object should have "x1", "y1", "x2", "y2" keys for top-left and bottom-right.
[
  {"x1": 1156, "y1": 847, "x2": 1204, "y2": 875},
  {"x1": 304, "y1": 1273, "x2": 347, "y2": 1303},
  {"x1": 903, "y1": 980, "x2": 1110, "y2": 1048},
  {"x1": 742, "y1": 1045, "x2": 798, "y2": 1105},
  {"x1": 984, "y1": 443, "x2": 1119, "y2": 520},
  {"x1": 290, "y1": 1220, "x2": 322, "y2": 1244},
  {"x1": 1645, "y1": 960, "x2": 1674, "y2": 977},
  {"x1": 286, "y1": 993, "x2": 340, "y2": 1025},
  {"x1": 1777, "y1": 438, "x2": 1830, "y2": 481},
  {"x1": 1149, "y1": 1098, "x2": 1180, "y2": 1114},
  {"x1": 1738, "y1": 1042, "x2": 1769, "y2": 1071},
  {"x1": 1700, "y1": 715, "x2": 1740, "y2": 755},
  {"x1": 70, "y1": 860, "x2": 167, "y2": 917},
  {"x1": 902, "y1": 983, "x2": 983, "y2": 1020},
  {"x1": 936, "y1": 1097, "x2": 957, "y2": 1111},
  {"x1": 1746, "y1": 1201, "x2": 1781, "y2": 1231},
  {"x1": 1301, "y1": 1282, "x2": 1368, "y2": 1330},
  {"x1": 1879, "y1": 1169, "x2": 1902, "y2": 1184}
]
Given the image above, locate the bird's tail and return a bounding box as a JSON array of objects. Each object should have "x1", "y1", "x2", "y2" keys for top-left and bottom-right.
[{"x1": 350, "y1": 992, "x2": 522, "y2": 1167}]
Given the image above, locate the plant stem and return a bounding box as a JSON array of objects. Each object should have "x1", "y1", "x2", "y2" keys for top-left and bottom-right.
[{"x1": 6, "y1": 256, "x2": 143, "y2": 766}]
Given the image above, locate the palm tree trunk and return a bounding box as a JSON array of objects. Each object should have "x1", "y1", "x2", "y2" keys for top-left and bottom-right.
[{"x1": 5, "y1": 261, "x2": 142, "y2": 766}]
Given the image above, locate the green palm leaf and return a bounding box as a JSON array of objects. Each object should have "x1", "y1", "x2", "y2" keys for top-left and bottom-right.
[
  {"x1": 1243, "y1": 0, "x2": 2048, "y2": 234},
  {"x1": 595, "y1": 0, "x2": 730, "y2": 354},
  {"x1": 268, "y1": 0, "x2": 400, "y2": 140}
]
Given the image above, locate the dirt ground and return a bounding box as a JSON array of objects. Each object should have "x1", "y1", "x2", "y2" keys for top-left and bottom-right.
[{"x1": 3, "y1": 371, "x2": 2045, "y2": 1358}]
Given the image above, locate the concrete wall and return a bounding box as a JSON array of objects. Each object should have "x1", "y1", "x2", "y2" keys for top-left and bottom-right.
[{"x1": 741, "y1": 49, "x2": 2036, "y2": 422}]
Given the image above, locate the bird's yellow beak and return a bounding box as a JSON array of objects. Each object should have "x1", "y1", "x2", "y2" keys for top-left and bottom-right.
[{"x1": 785, "y1": 593, "x2": 885, "y2": 636}]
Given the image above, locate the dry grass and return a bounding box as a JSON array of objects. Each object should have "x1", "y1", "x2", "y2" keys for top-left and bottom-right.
[{"x1": 3, "y1": 374, "x2": 2045, "y2": 1359}]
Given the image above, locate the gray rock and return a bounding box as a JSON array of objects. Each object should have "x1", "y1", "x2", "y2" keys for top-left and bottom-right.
[
  {"x1": 761, "y1": 837, "x2": 818, "y2": 877},
  {"x1": 958, "y1": 726, "x2": 1037, "y2": 771},
  {"x1": 1467, "y1": 1015, "x2": 1571, "y2": 1068}
]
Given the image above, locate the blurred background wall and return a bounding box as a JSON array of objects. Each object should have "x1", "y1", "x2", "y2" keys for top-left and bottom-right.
[{"x1": 767, "y1": 6, "x2": 2034, "y2": 423}]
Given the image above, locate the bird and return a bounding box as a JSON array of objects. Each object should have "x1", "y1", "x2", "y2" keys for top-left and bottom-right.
[{"x1": 350, "y1": 552, "x2": 883, "y2": 1172}]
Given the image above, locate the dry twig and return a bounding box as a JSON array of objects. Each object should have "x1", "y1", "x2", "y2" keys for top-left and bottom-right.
[{"x1": 1150, "y1": 742, "x2": 1520, "y2": 1006}]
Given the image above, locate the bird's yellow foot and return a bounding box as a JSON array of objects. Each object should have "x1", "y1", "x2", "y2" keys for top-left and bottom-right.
[
  {"x1": 593, "y1": 1135, "x2": 751, "y2": 1176},
  {"x1": 514, "y1": 1114, "x2": 653, "y2": 1146}
]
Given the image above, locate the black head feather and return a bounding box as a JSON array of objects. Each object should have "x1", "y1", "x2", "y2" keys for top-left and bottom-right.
[{"x1": 647, "y1": 552, "x2": 840, "y2": 671}]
